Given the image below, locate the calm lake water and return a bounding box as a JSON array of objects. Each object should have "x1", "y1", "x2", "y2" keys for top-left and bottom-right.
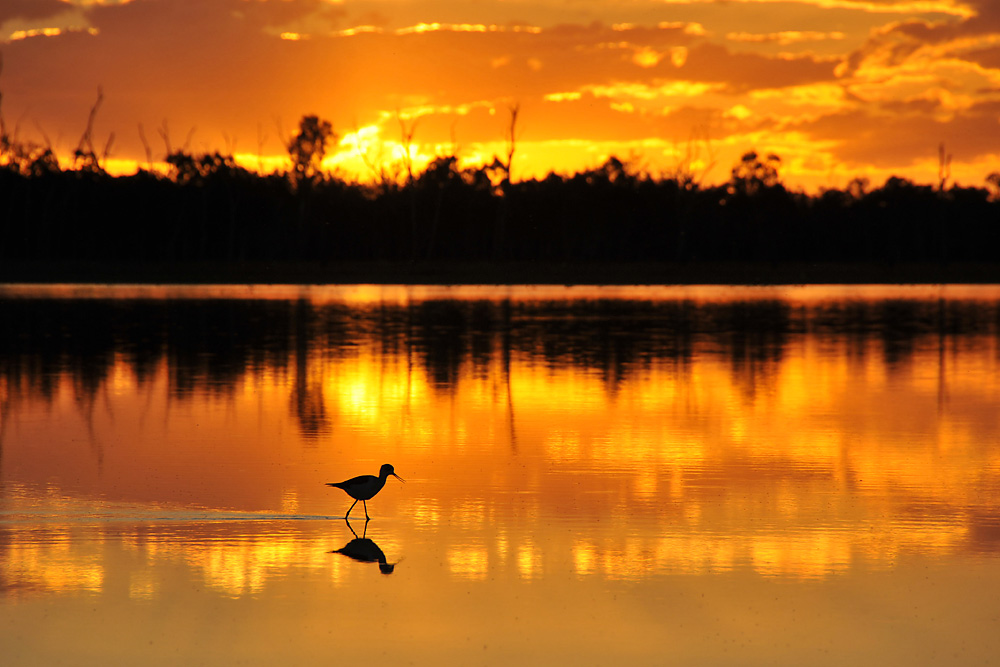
[{"x1": 2, "y1": 283, "x2": 999, "y2": 666}]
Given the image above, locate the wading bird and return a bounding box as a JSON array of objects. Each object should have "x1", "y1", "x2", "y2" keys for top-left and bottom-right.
[{"x1": 326, "y1": 463, "x2": 405, "y2": 520}]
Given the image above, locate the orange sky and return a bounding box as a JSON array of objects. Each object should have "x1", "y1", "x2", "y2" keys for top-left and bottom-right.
[{"x1": 1, "y1": 0, "x2": 998, "y2": 190}]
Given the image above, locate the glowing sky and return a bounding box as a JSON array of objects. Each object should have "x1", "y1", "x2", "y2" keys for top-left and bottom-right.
[{"x1": 2, "y1": 0, "x2": 998, "y2": 190}]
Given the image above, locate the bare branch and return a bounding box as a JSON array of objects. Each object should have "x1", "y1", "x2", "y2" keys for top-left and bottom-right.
[
  {"x1": 938, "y1": 142, "x2": 952, "y2": 192},
  {"x1": 157, "y1": 120, "x2": 172, "y2": 155},
  {"x1": 102, "y1": 131, "x2": 115, "y2": 161},
  {"x1": 32, "y1": 120, "x2": 53, "y2": 151},
  {"x1": 137, "y1": 123, "x2": 153, "y2": 168},
  {"x1": 77, "y1": 86, "x2": 103, "y2": 154},
  {"x1": 0, "y1": 52, "x2": 6, "y2": 147},
  {"x1": 74, "y1": 86, "x2": 108, "y2": 173},
  {"x1": 181, "y1": 126, "x2": 195, "y2": 153},
  {"x1": 256, "y1": 122, "x2": 267, "y2": 173},
  {"x1": 504, "y1": 102, "x2": 520, "y2": 179},
  {"x1": 397, "y1": 111, "x2": 418, "y2": 185},
  {"x1": 448, "y1": 118, "x2": 460, "y2": 158}
]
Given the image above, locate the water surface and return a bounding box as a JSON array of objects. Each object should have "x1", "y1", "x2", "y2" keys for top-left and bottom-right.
[{"x1": 2, "y1": 284, "x2": 999, "y2": 665}]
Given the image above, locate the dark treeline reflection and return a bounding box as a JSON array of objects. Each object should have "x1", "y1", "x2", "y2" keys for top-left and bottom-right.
[{"x1": 2, "y1": 296, "x2": 998, "y2": 436}]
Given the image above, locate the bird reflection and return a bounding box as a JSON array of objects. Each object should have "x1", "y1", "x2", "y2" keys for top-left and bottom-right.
[{"x1": 329, "y1": 518, "x2": 397, "y2": 574}]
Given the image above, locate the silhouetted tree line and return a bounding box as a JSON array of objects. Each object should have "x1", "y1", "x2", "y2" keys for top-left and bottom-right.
[
  {"x1": 2, "y1": 295, "x2": 996, "y2": 438},
  {"x1": 3, "y1": 114, "x2": 1000, "y2": 265}
]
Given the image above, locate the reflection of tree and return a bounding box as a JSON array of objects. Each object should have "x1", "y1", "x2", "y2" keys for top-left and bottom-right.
[
  {"x1": 966, "y1": 511, "x2": 1000, "y2": 554},
  {"x1": 290, "y1": 299, "x2": 331, "y2": 441},
  {"x1": 164, "y1": 300, "x2": 293, "y2": 398},
  {"x1": 2, "y1": 294, "x2": 998, "y2": 450},
  {"x1": 413, "y1": 301, "x2": 468, "y2": 390},
  {"x1": 716, "y1": 300, "x2": 789, "y2": 402},
  {"x1": 877, "y1": 300, "x2": 923, "y2": 369},
  {"x1": 499, "y1": 298, "x2": 518, "y2": 451}
]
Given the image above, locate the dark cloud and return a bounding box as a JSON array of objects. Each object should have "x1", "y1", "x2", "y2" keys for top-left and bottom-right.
[
  {"x1": 966, "y1": 0, "x2": 1000, "y2": 31},
  {"x1": 839, "y1": 1, "x2": 1000, "y2": 77},
  {"x1": 966, "y1": 45, "x2": 1000, "y2": 69},
  {"x1": 82, "y1": 0, "x2": 347, "y2": 39},
  {"x1": 682, "y1": 43, "x2": 837, "y2": 93},
  {"x1": 791, "y1": 100, "x2": 1000, "y2": 168},
  {"x1": 0, "y1": 0, "x2": 68, "y2": 24}
]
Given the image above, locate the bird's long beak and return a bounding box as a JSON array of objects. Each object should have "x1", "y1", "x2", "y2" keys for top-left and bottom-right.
[{"x1": 392, "y1": 473, "x2": 406, "y2": 483}]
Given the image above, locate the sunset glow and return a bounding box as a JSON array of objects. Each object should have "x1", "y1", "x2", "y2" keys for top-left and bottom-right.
[{"x1": 2, "y1": 0, "x2": 998, "y2": 190}]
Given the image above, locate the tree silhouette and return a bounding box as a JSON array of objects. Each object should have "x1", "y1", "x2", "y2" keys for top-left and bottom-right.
[
  {"x1": 2, "y1": 134, "x2": 1000, "y2": 270},
  {"x1": 166, "y1": 151, "x2": 246, "y2": 185},
  {"x1": 986, "y1": 172, "x2": 1000, "y2": 201},
  {"x1": 287, "y1": 115, "x2": 335, "y2": 187},
  {"x1": 1, "y1": 56, "x2": 61, "y2": 177},
  {"x1": 728, "y1": 150, "x2": 781, "y2": 196}
]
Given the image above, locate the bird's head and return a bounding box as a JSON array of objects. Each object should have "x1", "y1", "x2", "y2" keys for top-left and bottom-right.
[{"x1": 380, "y1": 463, "x2": 405, "y2": 483}]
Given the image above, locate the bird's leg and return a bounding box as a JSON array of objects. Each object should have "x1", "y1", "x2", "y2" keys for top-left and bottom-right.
[
  {"x1": 363, "y1": 501, "x2": 370, "y2": 520},
  {"x1": 345, "y1": 499, "x2": 358, "y2": 520}
]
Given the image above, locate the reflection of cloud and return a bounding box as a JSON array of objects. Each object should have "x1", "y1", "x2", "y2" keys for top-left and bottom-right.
[
  {"x1": 4, "y1": 527, "x2": 104, "y2": 598},
  {"x1": 447, "y1": 545, "x2": 490, "y2": 579},
  {"x1": 126, "y1": 530, "x2": 339, "y2": 598},
  {"x1": 572, "y1": 543, "x2": 599, "y2": 575},
  {"x1": 128, "y1": 570, "x2": 158, "y2": 600},
  {"x1": 2, "y1": 523, "x2": 347, "y2": 600},
  {"x1": 751, "y1": 535, "x2": 852, "y2": 579},
  {"x1": 516, "y1": 539, "x2": 543, "y2": 579}
]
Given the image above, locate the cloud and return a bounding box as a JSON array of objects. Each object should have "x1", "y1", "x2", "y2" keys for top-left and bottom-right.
[
  {"x1": 656, "y1": 0, "x2": 972, "y2": 18},
  {"x1": 682, "y1": 43, "x2": 838, "y2": 92},
  {"x1": 790, "y1": 98, "x2": 1000, "y2": 168},
  {"x1": 838, "y1": 0, "x2": 1000, "y2": 77},
  {"x1": 966, "y1": 44, "x2": 1000, "y2": 69},
  {"x1": 1, "y1": 0, "x2": 998, "y2": 189},
  {"x1": 726, "y1": 30, "x2": 847, "y2": 45},
  {"x1": 0, "y1": 0, "x2": 70, "y2": 24}
]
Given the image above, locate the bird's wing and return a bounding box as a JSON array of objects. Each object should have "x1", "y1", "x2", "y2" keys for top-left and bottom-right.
[{"x1": 327, "y1": 474, "x2": 374, "y2": 489}]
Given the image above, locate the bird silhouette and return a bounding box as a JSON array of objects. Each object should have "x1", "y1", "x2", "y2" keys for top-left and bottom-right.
[{"x1": 326, "y1": 463, "x2": 404, "y2": 520}]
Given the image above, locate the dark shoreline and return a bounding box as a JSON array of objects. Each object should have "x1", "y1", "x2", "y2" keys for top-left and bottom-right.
[{"x1": 2, "y1": 260, "x2": 999, "y2": 285}]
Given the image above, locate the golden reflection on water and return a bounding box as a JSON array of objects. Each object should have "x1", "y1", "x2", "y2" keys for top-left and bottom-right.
[
  {"x1": 5, "y1": 526, "x2": 105, "y2": 597},
  {"x1": 1, "y1": 284, "x2": 999, "y2": 599}
]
